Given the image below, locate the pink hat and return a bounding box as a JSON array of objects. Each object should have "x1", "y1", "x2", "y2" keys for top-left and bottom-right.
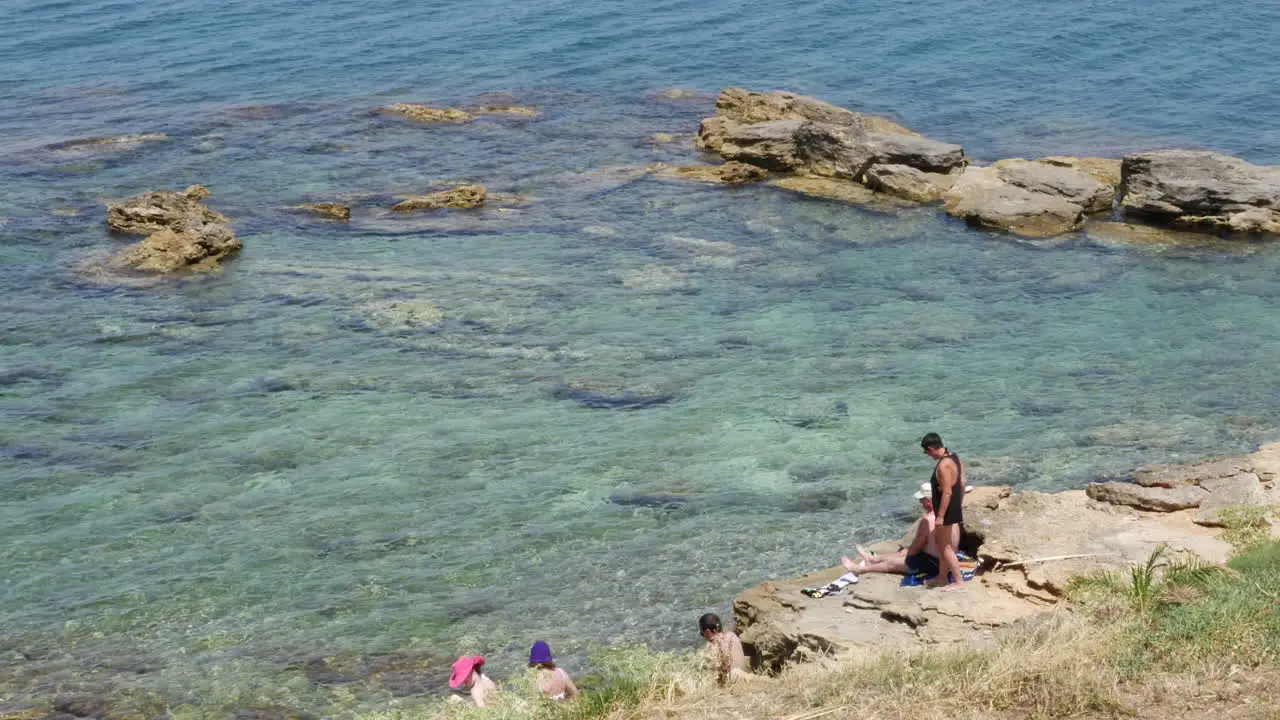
[{"x1": 449, "y1": 655, "x2": 484, "y2": 689}]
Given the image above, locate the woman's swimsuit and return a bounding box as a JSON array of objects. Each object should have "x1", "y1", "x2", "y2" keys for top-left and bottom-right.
[
  {"x1": 545, "y1": 668, "x2": 571, "y2": 701},
  {"x1": 930, "y1": 451, "x2": 965, "y2": 526}
]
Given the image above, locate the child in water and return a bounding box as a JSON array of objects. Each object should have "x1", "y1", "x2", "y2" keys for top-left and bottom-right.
[
  {"x1": 529, "y1": 640, "x2": 579, "y2": 701},
  {"x1": 698, "y1": 613, "x2": 747, "y2": 684},
  {"x1": 449, "y1": 655, "x2": 497, "y2": 707}
]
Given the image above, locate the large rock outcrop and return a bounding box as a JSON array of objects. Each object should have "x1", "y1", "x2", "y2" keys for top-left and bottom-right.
[
  {"x1": 697, "y1": 89, "x2": 965, "y2": 182},
  {"x1": 733, "y1": 443, "x2": 1280, "y2": 672},
  {"x1": 105, "y1": 186, "x2": 241, "y2": 273},
  {"x1": 1120, "y1": 150, "x2": 1280, "y2": 235}
]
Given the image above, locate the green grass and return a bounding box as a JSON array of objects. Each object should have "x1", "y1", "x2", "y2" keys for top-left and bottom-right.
[{"x1": 1131, "y1": 540, "x2": 1280, "y2": 670}]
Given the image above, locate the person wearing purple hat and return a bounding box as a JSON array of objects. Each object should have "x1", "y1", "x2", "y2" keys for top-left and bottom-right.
[{"x1": 529, "y1": 640, "x2": 578, "y2": 701}]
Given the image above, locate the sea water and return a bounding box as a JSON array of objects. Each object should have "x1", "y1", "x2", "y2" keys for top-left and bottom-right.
[{"x1": 2, "y1": 0, "x2": 1280, "y2": 715}]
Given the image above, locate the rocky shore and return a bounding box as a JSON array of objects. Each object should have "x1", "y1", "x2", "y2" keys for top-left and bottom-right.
[{"x1": 734, "y1": 442, "x2": 1280, "y2": 672}]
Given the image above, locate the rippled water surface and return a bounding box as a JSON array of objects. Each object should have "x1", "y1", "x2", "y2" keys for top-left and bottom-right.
[{"x1": 3, "y1": 0, "x2": 1280, "y2": 715}]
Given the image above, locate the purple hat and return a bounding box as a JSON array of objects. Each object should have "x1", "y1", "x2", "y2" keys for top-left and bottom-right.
[{"x1": 529, "y1": 640, "x2": 553, "y2": 664}]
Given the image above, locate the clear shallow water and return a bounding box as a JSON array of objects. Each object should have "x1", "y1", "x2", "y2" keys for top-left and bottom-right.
[{"x1": 3, "y1": 0, "x2": 1280, "y2": 715}]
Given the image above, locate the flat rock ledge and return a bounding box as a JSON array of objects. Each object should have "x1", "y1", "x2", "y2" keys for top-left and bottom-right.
[
  {"x1": 103, "y1": 185, "x2": 241, "y2": 273},
  {"x1": 735, "y1": 443, "x2": 1280, "y2": 673}
]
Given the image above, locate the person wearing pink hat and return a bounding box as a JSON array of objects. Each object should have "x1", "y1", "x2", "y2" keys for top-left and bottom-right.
[
  {"x1": 449, "y1": 655, "x2": 496, "y2": 707},
  {"x1": 529, "y1": 640, "x2": 578, "y2": 701}
]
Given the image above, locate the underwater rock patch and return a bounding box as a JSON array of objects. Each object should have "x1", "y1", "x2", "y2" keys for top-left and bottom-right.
[
  {"x1": 608, "y1": 492, "x2": 690, "y2": 510},
  {"x1": 553, "y1": 378, "x2": 678, "y2": 410},
  {"x1": 380, "y1": 104, "x2": 474, "y2": 123},
  {"x1": 293, "y1": 203, "x2": 351, "y2": 220}
]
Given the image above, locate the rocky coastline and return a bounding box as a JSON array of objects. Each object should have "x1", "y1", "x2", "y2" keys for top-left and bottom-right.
[
  {"x1": 73, "y1": 86, "x2": 1280, "y2": 277},
  {"x1": 734, "y1": 442, "x2": 1280, "y2": 673}
]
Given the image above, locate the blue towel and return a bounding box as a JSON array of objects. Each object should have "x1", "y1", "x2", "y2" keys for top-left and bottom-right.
[{"x1": 900, "y1": 553, "x2": 978, "y2": 586}]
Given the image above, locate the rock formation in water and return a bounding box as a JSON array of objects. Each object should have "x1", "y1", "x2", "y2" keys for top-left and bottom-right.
[
  {"x1": 656, "y1": 161, "x2": 769, "y2": 184},
  {"x1": 104, "y1": 185, "x2": 241, "y2": 273},
  {"x1": 295, "y1": 202, "x2": 352, "y2": 220},
  {"x1": 391, "y1": 185, "x2": 488, "y2": 212},
  {"x1": 381, "y1": 104, "x2": 475, "y2": 123},
  {"x1": 1120, "y1": 150, "x2": 1280, "y2": 234},
  {"x1": 733, "y1": 443, "x2": 1280, "y2": 672}
]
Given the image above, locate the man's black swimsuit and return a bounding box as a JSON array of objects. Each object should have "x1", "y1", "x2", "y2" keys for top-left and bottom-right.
[{"x1": 930, "y1": 451, "x2": 965, "y2": 526}]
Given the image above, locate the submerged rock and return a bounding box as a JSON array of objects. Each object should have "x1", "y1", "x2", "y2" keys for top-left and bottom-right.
[
  {"x1": 354, "y1": 299, "x2": 444, "y2": 331},
  {"x1": 380, "y1": 104, "x2": 474, "y2": 123},
  {"x1": 618, "y1": 264, "x2": 696, "y2": 293},
  {"x1": 294, "y1": 202, "x2": 351, "y2": 220},
  {"x1": 391, "y1": 185, "x2": 487, "y2": 211},
  {"x1": 104, "y1": 185, "x2": 241, "y2": 273},
  {"x1": 554, "y1": 378, "x2": 678, "y2": 410},
  {"x1": 661, "y1": 161, "x2": 769, "y2": 184},
  {"x1": 47, "y1": 133, "x2": 168, "y2": 154},
  {"x1": 473, "y1": 105, "x2": 538, "y2": 117},
  {"x1": 1120, "y1": 150, "x2": 1280, "y2": 235},
  {"x1": 1083, "y1": 220, "x2": 1226, "y2": 248}
]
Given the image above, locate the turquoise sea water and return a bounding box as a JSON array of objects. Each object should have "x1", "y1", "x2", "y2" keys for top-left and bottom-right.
[{"x1": 3, "y1": 0, "x2": 1280, "y2": 715}]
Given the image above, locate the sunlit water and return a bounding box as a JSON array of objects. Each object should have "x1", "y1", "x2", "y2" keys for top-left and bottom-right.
[{"x1": 3, "y1": 0, "x2": 1280, "y2": 715}]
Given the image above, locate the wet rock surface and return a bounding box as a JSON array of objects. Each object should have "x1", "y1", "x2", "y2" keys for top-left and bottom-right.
[
  {"x1": 380, "y1": 104, "x2": 474, "y2": 123},
  {"x1": 294, "y1": 202, "x2": 351, "y2": 220},
  {"x1": 390, "y1": 184, "x2": 487, "y2": 212},
  {"x1": 659, "y1": 161, "x2": 769, "y2": 184},
  {"x1": 734, "y1": 440, "x2": 1280, "y2": 672}
]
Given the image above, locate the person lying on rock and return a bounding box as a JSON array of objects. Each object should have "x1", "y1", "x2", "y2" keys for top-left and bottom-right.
[
  {"x1": 698, "y1": 613, "x2": 747, "y2": 684},
  {"x1": 449, "y1": 655, "x2": 497, "y2": 707},
  {"x1": 529, "y1": 640, "x2": 579, "y2": 701},
  {"x1": 922, "y1": 432, "x2": 967, "y2": 589},
  {"x1": 841, "y1": 483, "x2": 957, "y2": 578}
]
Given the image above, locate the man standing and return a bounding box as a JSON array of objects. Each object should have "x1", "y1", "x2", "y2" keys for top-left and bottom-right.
[{"x1": 921, "y1": 432, "x2": 965, "y2": 589}]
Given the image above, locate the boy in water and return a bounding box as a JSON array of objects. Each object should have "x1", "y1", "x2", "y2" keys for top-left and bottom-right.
[{"x1": 698, "y1": 613, "x2": 747, "y2": 685}]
